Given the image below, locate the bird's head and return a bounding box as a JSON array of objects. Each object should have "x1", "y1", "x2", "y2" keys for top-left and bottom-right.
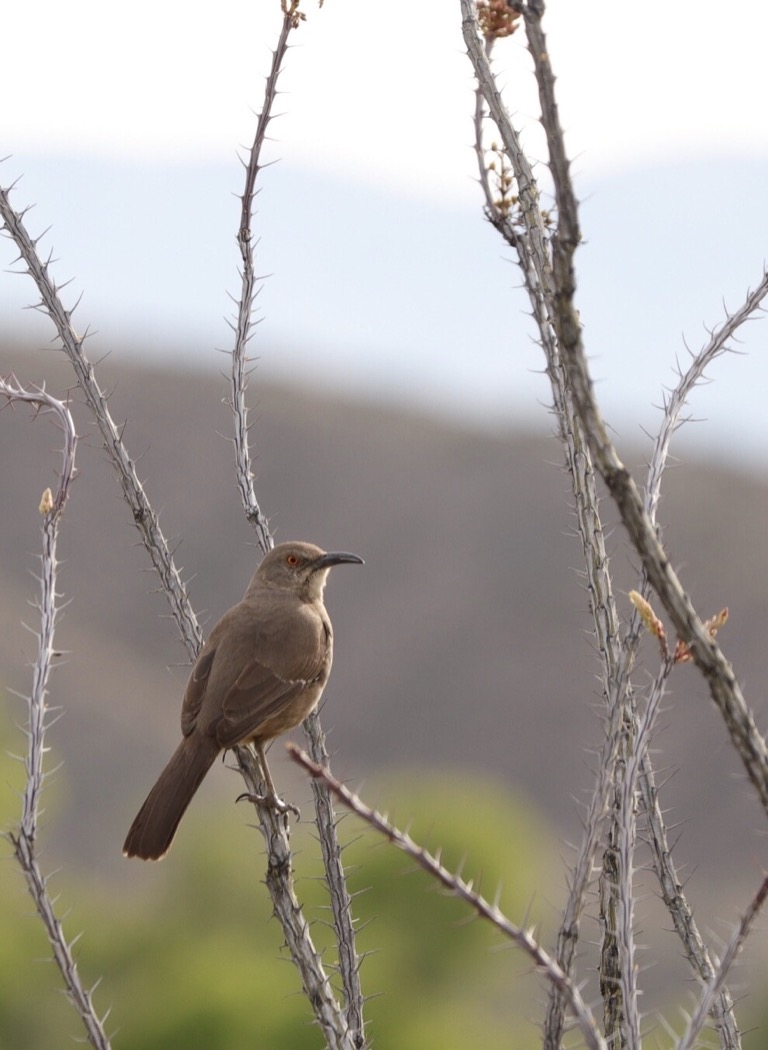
[{"x1": 253, "y1": 541, "x2": 364, "y2": 601}]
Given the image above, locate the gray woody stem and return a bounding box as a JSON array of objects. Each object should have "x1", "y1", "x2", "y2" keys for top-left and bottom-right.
[
  {"x1": 676, "y1": 873, "x2": 768, "y2": 1050},
  {"x1": 236, "y1": 748, "x2": 359, "y2": 1050},
  {"x1": 288, "y1": 744, "x2": 607, "y2": 1050},
  {"x1": 519, "y1": 2, "x2": 768, "y2": 816},
  {"x1": 463, "y1": 6, "x2": 632, "y2": 1045},
  {"x1": 0, "y1": 183, "x2": 203, "y2": 661},
  {"x1": 463, "y1": 2, "x2": 761, "y2": 1045},
  {"x1": 230, "y1": 3, "x2": 365, "y2": 1043},
  {"x1": 1, "y1": 377, "x2": 111, "y2": 1050}
]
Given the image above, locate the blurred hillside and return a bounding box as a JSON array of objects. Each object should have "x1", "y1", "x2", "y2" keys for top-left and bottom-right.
[{"x1": 1, "y1": 340, "x2": 768, "y2": 1041}]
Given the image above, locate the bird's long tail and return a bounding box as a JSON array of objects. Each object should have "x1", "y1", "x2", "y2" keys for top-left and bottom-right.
[{"x1": 123, "y1": 736, "x2": 219, "y2": 860}]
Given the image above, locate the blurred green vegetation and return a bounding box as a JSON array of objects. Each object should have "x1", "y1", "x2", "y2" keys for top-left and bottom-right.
[
  {"x1": 1, "y1": 709, "x2": 560, "y2": 1050},
  {"x1": 4, "y1": 706, "x2": 766, "y2": 1050}
]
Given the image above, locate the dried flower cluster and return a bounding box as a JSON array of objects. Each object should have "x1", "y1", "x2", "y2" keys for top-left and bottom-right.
[
  {"x1": 629, "y1": 590, "x2": 729, "y2": 665},
  {"x1": 486, "y1": 141, "x2": 519, "y2": 219},
  {"x1": 477, "y1": 0, "x2": 521, "y2": 40},
  {"x1": 673, "y1": 607, "x2": 729, "y2": 664},
  {"x1": 281, "y1": 0, "x2": 306, "y2": 28}
]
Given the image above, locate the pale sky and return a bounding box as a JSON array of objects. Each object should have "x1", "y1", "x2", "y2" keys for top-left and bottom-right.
[
  {"x1": 3, "y1": 1, "x2": 768, "y2": 466},
  {"x1": 5, "y1": 1, "x2": 768, "y2": 199}
]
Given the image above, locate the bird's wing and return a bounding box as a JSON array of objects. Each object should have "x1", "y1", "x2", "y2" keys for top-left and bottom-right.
[
  {"x1": 180, "y1": 601, "x2": 331, "y2": 745},
  {"x1": 214, "y1": 657, "x2": 323, "y2": 748},
  {"x1": 181, "y1": 647, "x2": 217, "y2": 736}
]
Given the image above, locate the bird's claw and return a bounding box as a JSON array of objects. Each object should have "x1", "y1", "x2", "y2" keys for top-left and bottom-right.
[
  {"x1": 236, "y1": 790, "x2": 300, "y2": 820},
  {"x1": 271, "y1": 794, "x2": 301, "y2": 820}
]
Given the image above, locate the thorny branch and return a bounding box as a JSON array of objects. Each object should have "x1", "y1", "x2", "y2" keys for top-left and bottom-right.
[
  {"x1": 463, "y1": 1, "x2": 764, "y2": 1046},
  {"x1": 645, "y1": 273, "x2": 768, "y2": 532},
  {"x1": 639, "y1": 749, "x2": 742, "y2": 1049},
  {"x1": 519, "y1": 1, "x2": 768, "y2": 818},
  {"x1": 631, "y1": 599, "x2": 741, "y2": 1047},
  {"x1": 288, "y1": 744, "x2": 608, "y2": 1050},
  {"x1": 229, "y1": 6, "x2": 288, "y2": 553},
  {"x1": 0, "y1": 182, "x2": 203, "y2": 661},
  {"x1": 303, "y1": 710, "x2": 367, "y2": 1049},
  {"x1": 235, "y1": 748, "x2": 359, "y2": 1050},
  {"x1": 464, "y1": 6, "x2": 636, "y2": 1045},
  {"x1": 676, "y1": 872, "x2": 768, "y2": 1050},
  {"x1": 228, "y1": 3, "x2": 366, "y2": 1043},
  {"x1": 1, "y1": 377, "x2": 111, "y2": 1050}
]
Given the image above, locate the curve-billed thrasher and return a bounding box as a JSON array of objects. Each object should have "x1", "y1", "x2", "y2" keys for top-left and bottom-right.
[{"x1": 123, "y1": 541, "x2": 363, "y2": 860}]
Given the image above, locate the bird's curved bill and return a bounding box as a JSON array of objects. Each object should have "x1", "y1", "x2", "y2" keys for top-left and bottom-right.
[{"x1": 314, "y1": 551, "x2": 364, "y2": 569}]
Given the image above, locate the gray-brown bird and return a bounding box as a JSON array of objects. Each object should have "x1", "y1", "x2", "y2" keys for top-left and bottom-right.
[{"x1": 123, "y1": 541, "x2": 363, "y2": 860}]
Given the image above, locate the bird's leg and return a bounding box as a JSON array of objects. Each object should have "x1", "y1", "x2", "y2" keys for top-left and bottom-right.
[
  {"x1": 255, "y1": 742, "x2": 280, "y2": 802},
  {"x1": 236, "y1": 742, "x2": 300, "y2": 819},
  {"x1": 255, "y1": 743, "x2": 301, "y2": 818}
]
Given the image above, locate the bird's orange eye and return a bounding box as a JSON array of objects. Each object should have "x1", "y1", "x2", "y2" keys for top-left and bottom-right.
[{"x1": 286, "y1": 554, "x2": 299, "y2": 566}]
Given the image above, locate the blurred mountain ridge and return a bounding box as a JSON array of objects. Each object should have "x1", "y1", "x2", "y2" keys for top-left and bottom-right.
[{"x1": 1, "y1": 340, "x2": 766, "y2": 923}]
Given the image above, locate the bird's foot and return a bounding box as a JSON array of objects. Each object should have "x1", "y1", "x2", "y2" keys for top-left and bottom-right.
[{"x1": 236, "y1": 790, "x2": 301, "y2": 820}]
